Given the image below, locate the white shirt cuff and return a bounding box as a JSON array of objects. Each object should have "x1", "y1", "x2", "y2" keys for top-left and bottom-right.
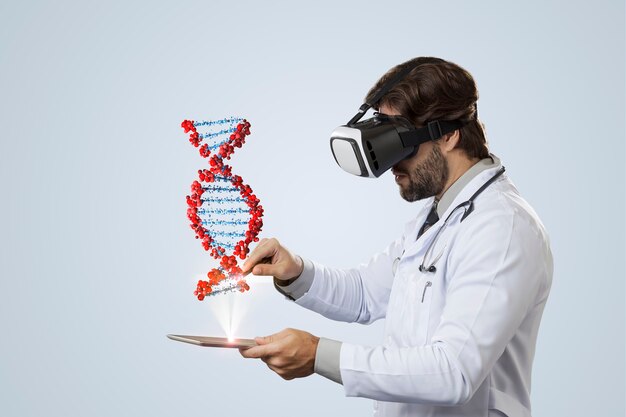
[
  {"x1": 273, "y1": 257, "x2": 315, "y2": 300},
  {"x1": 314, "y1": 337, "x2": 343, "y2": 385}
]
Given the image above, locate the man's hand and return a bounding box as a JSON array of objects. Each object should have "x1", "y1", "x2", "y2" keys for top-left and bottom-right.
[
  {"x1": 239, "y1": 328, "x2": 319, "y2": 380},
  {"x1": 241, "y1": 238, "x2": 304, "y2": 283}
]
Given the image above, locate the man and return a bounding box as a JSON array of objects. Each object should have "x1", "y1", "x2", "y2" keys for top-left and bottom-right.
[{"x1": 239, "y1": 57, "x2": 553, "y2": 417}]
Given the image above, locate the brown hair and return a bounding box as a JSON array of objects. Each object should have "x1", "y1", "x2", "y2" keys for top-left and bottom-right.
[{"x1": 366, "y1": 57, "x2": 490, "y2": 160}]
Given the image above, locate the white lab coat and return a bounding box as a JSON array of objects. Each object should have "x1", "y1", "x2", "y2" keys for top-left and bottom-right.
[{"x1": 296, "y1": 161, "x2": 553, "y2": 417}]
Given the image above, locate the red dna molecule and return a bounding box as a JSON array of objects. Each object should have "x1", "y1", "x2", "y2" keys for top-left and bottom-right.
[{"x1": 181, "y1": 117, "x2": 263, "y2": 300}]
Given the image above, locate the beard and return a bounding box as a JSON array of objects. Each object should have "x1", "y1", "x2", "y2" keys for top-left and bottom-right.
[{"x1": 399, "y1": 144, "x2": 449, "y2": 202}]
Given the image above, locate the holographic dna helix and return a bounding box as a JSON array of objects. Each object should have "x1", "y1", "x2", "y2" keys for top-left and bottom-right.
[{"x1": 181, "y1": 117, "x2": 263, "y2": 300}]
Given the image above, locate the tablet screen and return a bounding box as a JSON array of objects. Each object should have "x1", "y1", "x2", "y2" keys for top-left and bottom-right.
[{"x1": 167, "y1": 334, "x2": 256, "y2": 349}]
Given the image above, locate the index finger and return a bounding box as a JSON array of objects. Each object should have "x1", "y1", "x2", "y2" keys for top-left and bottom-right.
[{"x1": 241, "y1": 239, "x2": 276, "y2": 274}]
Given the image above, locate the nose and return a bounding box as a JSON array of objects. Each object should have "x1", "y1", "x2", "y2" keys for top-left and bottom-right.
[{"x1": 392, "y1": 165, "x2": 406, "y2": 176}]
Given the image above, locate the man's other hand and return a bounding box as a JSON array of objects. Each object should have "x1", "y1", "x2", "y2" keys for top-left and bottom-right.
[{"x1": 239, "y1": 328, "x2": 319, "y2": 380}]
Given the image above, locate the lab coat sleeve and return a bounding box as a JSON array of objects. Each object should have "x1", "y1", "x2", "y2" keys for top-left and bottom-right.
[
  {"x1": 294, "y1": 237, "x2": 404, "y2": 324},
  {"x1": 339, "y1": 209, "x2": 551, "y2": 405}
]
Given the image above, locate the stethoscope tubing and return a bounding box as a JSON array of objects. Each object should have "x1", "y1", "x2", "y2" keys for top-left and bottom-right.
[{"x1": 418, "y1": 167, "x2": 506, "y2": 273}]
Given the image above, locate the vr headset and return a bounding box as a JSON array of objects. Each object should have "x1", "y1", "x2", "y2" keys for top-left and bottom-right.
[{"x1": 330, "y1": 63, "x2": 468, "y2": 178}]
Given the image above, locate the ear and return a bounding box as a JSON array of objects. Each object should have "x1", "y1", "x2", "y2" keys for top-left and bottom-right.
[{"x1": 439, "y1": 130, "x2": 461, "y2": 153}]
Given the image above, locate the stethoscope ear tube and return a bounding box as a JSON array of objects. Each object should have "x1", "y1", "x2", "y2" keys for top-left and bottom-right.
[{"x1": 460, "y1": 201, "x2": 474, "y2": 222}]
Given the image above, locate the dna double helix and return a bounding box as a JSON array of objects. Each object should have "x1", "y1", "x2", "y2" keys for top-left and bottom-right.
[{"x1": 181, "y1": 117, "x2": 263, "y2": 300}]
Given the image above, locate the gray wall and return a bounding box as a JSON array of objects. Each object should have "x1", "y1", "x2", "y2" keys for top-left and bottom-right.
[{"x1": 1, "y1": 1, "x2": 624, "y2": 416}]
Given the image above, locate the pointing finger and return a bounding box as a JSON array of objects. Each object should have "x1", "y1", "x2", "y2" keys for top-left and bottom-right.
[
  {"x1": 242, "y1": 240, "x2": 277, "y2": 273},
  {"x1": 241, "y1": 257, "x2": 270, "y2": 277}
]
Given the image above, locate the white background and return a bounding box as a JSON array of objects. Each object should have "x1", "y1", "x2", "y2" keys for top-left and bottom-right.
[{"x1": 1, "y1": 1, "x2": 624, "y2": 416}]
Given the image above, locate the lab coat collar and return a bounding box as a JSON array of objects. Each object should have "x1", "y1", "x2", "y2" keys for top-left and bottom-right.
[
  {"x1": 436, "y1": 155, "x2": 497, "y2": 218},
  {"x1": 404, "y1": 154, "x2": 505, "y2": 254},
  {"x1": 435, "y1": 154, "x2": 504, "y2": 224}
]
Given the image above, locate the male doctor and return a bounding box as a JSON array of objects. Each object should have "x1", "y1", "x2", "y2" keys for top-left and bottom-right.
[{"x1": 240, "y1": 57, "x2": 553, "y2": 417}]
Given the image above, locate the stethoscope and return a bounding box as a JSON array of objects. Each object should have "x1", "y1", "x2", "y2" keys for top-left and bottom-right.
[{"x1": 417, "y1": 166, "x2": 506, "y2": 273}]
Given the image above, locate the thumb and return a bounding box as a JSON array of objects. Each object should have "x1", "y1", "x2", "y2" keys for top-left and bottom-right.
[{"x1": 255, "y1": 334, "x2": 276, "y2": 345}]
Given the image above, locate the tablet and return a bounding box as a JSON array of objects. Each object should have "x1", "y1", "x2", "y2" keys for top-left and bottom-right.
[{"x1": 167, "y1": 334, "x2": 256, "y2": 349}]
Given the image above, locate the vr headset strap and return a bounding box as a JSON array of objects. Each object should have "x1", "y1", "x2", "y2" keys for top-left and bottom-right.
[
  {"x1": 347, "y1": 62, "x2": 423, "y2": 126},
  {"x1": 399, "y1": 120, "x2": 466, "y2": 147},
  {"x1": 366, "y1": 63, "x2": 419, "y2": 107}
]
